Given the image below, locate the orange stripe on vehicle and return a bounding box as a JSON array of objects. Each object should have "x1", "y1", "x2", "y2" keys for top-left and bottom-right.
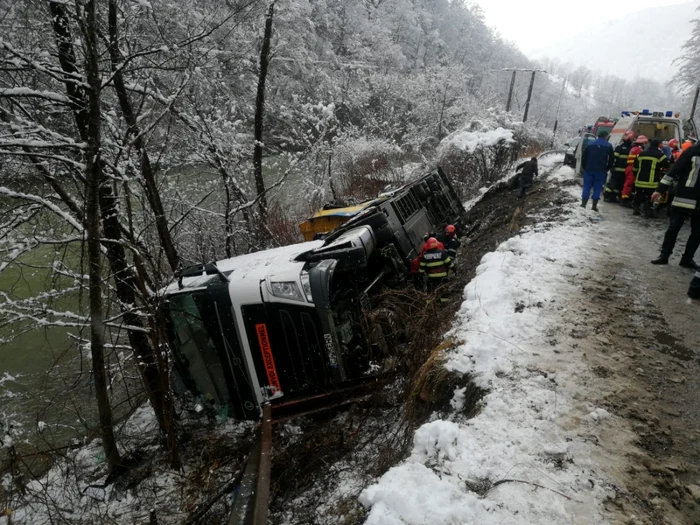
[
  {"x1": 255, "y1": 323, "x2": 282, "y2": 393},
  {"x1": 611, "y1": 128, "x2": 628, "y2": 135}
]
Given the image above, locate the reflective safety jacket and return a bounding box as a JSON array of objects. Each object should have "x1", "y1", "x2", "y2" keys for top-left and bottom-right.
[
  {"x1": 437, "y1": 232, "x2": 461, "y2": 260},
  {"x1": 419, "y1": 248, "x2": 452, "y2": 279},
  {"x1": 657, "y1": 144, "x2": 700, "y2": 212},
  {"x1": 613, "y1": 140, "x2": 633, "y2": 173},
  {"x1": 627, "y1": 145, "x2": 644, "y2": 174},
  {"x1": 634, "y1": 147, "x2": 669, "y2": 189}
]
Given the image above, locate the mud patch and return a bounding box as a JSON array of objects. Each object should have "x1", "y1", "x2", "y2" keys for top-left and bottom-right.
[{"x1": 653, "y1": 330, "x2": 695, "y2": 361}]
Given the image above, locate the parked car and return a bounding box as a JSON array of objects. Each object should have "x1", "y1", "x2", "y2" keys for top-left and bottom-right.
[
  {"x1": 564, "y1": 138, "x2": 580, "y2": 167},
  {"x1": 160, "y1": 168, "x2": 467, "y2": 420}
]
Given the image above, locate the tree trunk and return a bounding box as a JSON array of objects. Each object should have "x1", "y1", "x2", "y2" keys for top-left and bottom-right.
[
  {"x1": 107, "y1": 0, "x2": 179, "y2": 273},
  {"x1": 83, "y1": 0, "x2": 121, "y2": 473},
  {"x1": 253, "y1": 2, "x2": 276, "y2": 226},
  {"x1": 49, "y1": 1, "x2": 181, "y2": 469}
]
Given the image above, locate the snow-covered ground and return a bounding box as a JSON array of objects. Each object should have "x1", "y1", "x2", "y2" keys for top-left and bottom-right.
[{"x1": 360, "y1": 165, "x2": 626, "y2": 524}]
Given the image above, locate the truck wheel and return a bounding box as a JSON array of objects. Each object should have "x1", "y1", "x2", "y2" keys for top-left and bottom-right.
[
  {"x1": 372, "y1": 223, "x2": 394, "y2": 245},
  {"x1": 349, "y1": 211, "x2": 389, "y2": 233},
  {"x1": 309, "y1": 246, "x2": 367, "y2": 270}
]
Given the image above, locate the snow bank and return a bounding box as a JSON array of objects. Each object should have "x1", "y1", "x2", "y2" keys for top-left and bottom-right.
[
  {"x1": 360, "y1": 194, "x2": 618, "y2": 524},
  {"x1": 441, "y1": 127, "x2": 515, "y2": 153}
]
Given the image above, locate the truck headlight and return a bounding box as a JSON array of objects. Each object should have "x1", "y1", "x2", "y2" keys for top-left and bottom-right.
[
  {"x1": 270, "y1": 281, "x2": 303, "y2": 301},
  {"x1": 300, "y1": 272, "x2": 314, "y2": 302}
]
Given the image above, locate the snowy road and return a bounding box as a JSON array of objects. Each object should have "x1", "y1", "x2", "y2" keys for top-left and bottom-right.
[{"x1": 360, "y1": 167, "x2": 700, "y2": 524}]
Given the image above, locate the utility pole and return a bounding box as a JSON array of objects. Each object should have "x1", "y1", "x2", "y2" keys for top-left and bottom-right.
[
  {"x1": 506, "y1": 70, "x2": 517, "y2": 112},
  {"x1": 691, "y1": 85, "x2": 700, "y2": 122},
  {"x1": 552, "y1": 77, "x2": 567, "y2": 145},
  {"x1": 522, "y1": 70, "x2": 537, "y2": 123},
  {"x1": 499, "y1": 68, "x2": 547, "y2": 116}
]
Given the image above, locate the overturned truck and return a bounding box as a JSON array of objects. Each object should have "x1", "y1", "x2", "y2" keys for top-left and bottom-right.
[{"x1": 161, "y1": 167, "x2": 467, "y2": 419}]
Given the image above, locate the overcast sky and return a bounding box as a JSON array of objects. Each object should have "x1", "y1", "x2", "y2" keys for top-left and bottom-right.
[{"x1": 475, "y1": 0, "x2": 691, "y2": 53}]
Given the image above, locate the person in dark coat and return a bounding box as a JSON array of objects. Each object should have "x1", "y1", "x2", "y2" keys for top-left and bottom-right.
[
  {"x1": 581, "y1": 129, "x2": 615, "y2": 211},
  {"x1": 650, "y1": 143, "x2": 700, "y2": 269},
  {"x1": 515, "y1": 157, "x2": 538, "y2": 197},
  {"x1": 437, "y1": 224, "x2": 461, "y2": 262}
]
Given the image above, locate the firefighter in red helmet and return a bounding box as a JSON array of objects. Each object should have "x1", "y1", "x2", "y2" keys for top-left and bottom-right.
[
  {"x1": 668, "y1": 138, "x2": 681, "y2": 163},
  {"x1": 419, "y1": 237, "x2": 453, "y2": 302},
  {"x1": 621, "y1": 135, "x2": 648, "y2": 206},
  {"x1": 604, "y1": 130, "x2": 635, "y2": 203},
  {"x1": 437, "y1": 224, "x2": 461, "y2": 262}
]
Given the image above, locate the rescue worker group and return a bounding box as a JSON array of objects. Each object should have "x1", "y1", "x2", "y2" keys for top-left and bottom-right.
[
  {"x1": 581, "y1": 128, "x2": 700, "y2": 299},
  {"x1": 411, "y1": 224, "x2": 460, "y2": 302}
]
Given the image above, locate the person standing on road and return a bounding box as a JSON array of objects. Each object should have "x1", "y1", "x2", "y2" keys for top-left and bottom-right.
[
  {"x1": 604, "y1": 130, "x2": 635, "y2": 203},
  {"x1": 515, "y1": 157, "x2": 538, "y2": 198},
  {"x1": 621, "y1": 135, "x2": 648, "y2": 207},
  {"x1": 581, "y1": 129, "x2": 614, "y2": 211},
  {"x1": 689, "y1": 271, "x2": 700, "y2": 299},
  {"x1": 633, "y1": 139, "x2": 669, "y2": 217},
  {"x1": 419, "y1": 237, "x2": 453, "y2": 302},
  {"x1": 650, "y1": 143, "x2": 700, "y2": 269}
]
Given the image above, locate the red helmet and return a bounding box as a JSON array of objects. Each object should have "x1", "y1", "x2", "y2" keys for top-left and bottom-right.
[
  {"x1": 634, "y1": 135, "x2": 648, "y2": 145},
  {"x1": 669, "y1": 138, "x2": 679, "y2": 149},
  {"x1": 445, "y1": 224, "x2": 456, "y2": 235},
  {"x1": 425, "y1": 237, "x2": 439, "y2": 250},
  {"x1": 622, "y1": 130, "x2": 636, "y2": 141}
]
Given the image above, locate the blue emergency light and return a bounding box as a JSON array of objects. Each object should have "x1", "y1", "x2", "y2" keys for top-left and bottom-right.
[
  {"x1": 641, "y1": 109, "x2": 651, "y2": 115},
  {"x1": 665, "y1": 111, "x2": 673, "y2": 117},
  {"x1": 621, "y1": 111, "x2": 631, "y2": 117}
]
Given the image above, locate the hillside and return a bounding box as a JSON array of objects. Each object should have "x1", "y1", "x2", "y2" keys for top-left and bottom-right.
[{"x1": 532, "y1": 1, "x2": 698, "y2": 80}]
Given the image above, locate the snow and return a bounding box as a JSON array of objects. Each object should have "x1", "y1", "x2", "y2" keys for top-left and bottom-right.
[
  {"x1": 0, "y1": 372, "x2": 17, "y2": 386},
  {"x1": 164, "y1": 239, "x2": 323, "y2": 292},
  {"x1": 360, "y1": 170, "x2": 622, "y2": 524},
  {"x1": 441, "y1": 127, "x2": 515, "y2": 153}
]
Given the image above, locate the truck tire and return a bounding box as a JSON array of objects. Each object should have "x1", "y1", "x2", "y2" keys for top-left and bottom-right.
[
  {"x1": 372, "y1": 223, "x2": 394, "y2": 245},
  {"x1": 307, "y1": 246, "x2": 368, "y2": 270},
  {"x1": 349, "y1": 210, "x2": 389, "y2": 233}
]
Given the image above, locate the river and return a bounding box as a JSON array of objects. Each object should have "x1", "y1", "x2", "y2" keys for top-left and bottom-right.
[{"x1": 0, "y1": 156, "x2": 313, "y2": 464}]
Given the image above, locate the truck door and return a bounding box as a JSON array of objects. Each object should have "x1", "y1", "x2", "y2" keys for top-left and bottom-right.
[{"x1": 684, "y1": 118, "x2": 698, "y2": 140}]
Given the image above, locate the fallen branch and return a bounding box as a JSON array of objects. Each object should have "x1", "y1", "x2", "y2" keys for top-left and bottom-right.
[{"x1": 486, "y1": 478, "x2": 582, "y2": 502}]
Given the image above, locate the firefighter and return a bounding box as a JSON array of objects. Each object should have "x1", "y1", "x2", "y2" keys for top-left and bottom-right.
[
  {"x1": 515, "y1": 157, "x2": 538, "y2": 197},
  {"x1": 411, "y1": 233, "x2": 444, "y2": 285},
  {"x1": 604, "y1": 130, "x2": 635, "y2": 203},
  {"x1": 621, "y1": 135, "x2": 648, "y2": 207},
  {"x1": 438, "y1": 224, "x2": 461, "y2": 262},
  {"x1": 682, "y1": 139, "x2": 695, "y2": 153},
  {"x1": 632, "y1": 139, "x2": 669, "y2": 217},
  {"x1": 419, "y1": 237, "x2": 452, "y2": 302},
  {"x1": 650, "y1": 142, "x2": 700, "y2": 269},
  {"x1": 689, "y1": 271, "x2": 700, "y2": 299},
  {"x1": 581, "y1": 129, "x2": 614, "y2": 211},
  {"x1": 668, "y1": 138, "x2": 681, "y2": 163}
]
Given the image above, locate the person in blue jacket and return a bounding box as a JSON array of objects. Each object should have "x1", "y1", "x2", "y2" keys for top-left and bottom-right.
[{"x1": 581, "y1": 129, "x2": 615, "y2": 211}]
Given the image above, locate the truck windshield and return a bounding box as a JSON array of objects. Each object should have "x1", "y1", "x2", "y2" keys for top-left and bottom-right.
[
  {"x1": 167, "y1": 292, "x2": 230, "y2": 404},
  {"x1": 633, "y1": 121, "x2": 679, "y2": 142}
]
